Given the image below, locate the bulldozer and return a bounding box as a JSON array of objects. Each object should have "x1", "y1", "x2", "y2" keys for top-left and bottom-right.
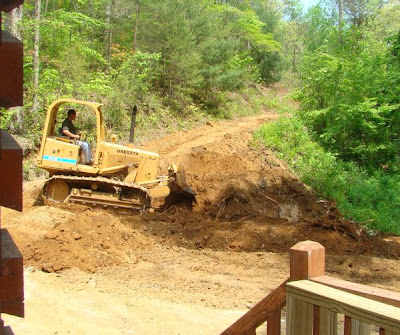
[{"x1": 37, "y1": 98, "x2": 193, "y2": 211}]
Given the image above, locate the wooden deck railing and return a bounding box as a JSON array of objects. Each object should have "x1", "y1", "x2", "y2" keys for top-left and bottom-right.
[
  {"x1": 221, "y1": 240, "x2": 400, "y2": 335},
  {"x1": 287, "y1": 280, "x2": 400, "y2": 335},
  {"x1": 220, "y1": 279, "x2": 287, "y2": 335}
]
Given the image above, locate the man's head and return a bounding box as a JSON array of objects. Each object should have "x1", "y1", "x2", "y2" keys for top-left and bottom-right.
[{"x1": 67, "y1": 109, "x2": 77, "y2": 121}]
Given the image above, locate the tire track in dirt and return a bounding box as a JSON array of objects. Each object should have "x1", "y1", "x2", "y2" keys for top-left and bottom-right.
[{"x1": 141, "y1": 113, "x2": 280, "y2": 159}]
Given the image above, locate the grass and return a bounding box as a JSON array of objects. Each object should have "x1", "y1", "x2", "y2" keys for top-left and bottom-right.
[
  {"x1": 24, "y1": 156, "x2": 48, "y2": 180},
  {"x1": 254, "y1": 116, "x2": 400, "y2": 235}
]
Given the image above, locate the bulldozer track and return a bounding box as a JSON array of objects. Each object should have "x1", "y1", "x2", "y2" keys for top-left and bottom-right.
[
  {"x1": 47, "y1": 174, "x2": 150, "y2": 191},
  {"x1": 43, "y1": 175, "x2": 153, "y2": 211}
]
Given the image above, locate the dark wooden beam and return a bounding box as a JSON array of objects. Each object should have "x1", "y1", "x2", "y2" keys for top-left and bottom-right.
[
  {"x1": 0, "y1": 30, "x2": 23, "y2": 108},
  {"x1": 0, "y1": 229, "x2": 24, "y2": 317},
  {"x1": 0, "y1": 0, "x2": 23, "y2": 13},
  {"x1": 0, "y1": 131, "x2": 22, "y2": 212}
]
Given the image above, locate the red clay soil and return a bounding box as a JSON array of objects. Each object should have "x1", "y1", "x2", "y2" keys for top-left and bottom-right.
[
  {"x1": 3, "y1": 110, "x2": 400, "y2": 334},
  {"x1": 4, "y1": 112, "x2": 400, "y2": 279}
]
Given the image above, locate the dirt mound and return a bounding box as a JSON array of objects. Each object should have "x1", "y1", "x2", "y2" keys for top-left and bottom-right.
[
  {"x1": 141, "y1": 115, "x2": 400, "y2": 258},
  {"x1": 141, "y1": 146, "x2": 397, "y2": 258},
  {"x1": 23, "y1": 206, "x2": 151, "y2": 273}
]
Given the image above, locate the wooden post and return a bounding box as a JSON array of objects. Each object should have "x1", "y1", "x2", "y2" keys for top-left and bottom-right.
[
  {"x1": 267, "y1": 309, "x2": 281, "y2": 335},
  {"x1": 1, "y1": 2, "x2": 26, "y2": 335},
  {"x1": 289, "y1": 241, "x2": 325, "y2": 281},
  {"x1": 313, "y1": 306, "x2": 320, "y2": 335},
  {"x1": 0, "y1": 208, "x2": 2, "y2": 335},
  {"x1": 0, "y1": 130, "x2": 23, "y2": 212},
  {"x1": 286, "y1": 241, "x2": 326, "y2": 335},
  {"x1": 0, "y1": 31, "x2": 23, "y2": 108}
]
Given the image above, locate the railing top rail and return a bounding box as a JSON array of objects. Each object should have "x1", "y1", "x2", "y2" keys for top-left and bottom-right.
[
  {"x1": 287, "y1": 280, "x2": 400, "y2": 333},
  {"x1": 311, "y1": 275, "x2": 400, "y2": 308}
]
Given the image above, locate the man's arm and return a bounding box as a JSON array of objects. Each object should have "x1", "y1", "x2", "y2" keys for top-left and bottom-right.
[{"x1": 62, "y1": 129, "x2": 80, "y2": 140}]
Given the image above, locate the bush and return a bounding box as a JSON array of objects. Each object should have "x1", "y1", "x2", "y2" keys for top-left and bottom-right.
[{"x1": 254, "y1": 116, "x2": 400, "y2": 235}]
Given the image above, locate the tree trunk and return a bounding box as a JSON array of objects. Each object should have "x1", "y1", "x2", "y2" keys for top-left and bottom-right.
[
  {"x1": 43, "y1": 0, "x2": 49, "y2": 16},
  {"x1": 10, "y1": 6, "x2": 23, "y2": 39},
  {"x1": 87, "y1": 0, "x2": 93, "y2": 16},
  {"x1": 292, "y1": 48, "x2": 297, "y2": 73},
  {"x1": 133, "y1": 1, "x2": 140, "y2": 52},
  {"x1": 9, "y1": 5, "x2": 24, "y2": 133},
  {"x1": 105, "y1": 2, "x2": 111, "y2": 66},
  {"x1": 105, "y1": 0, "x2": 116, "y2": 68},
  {"x1": 3, "y1": 8, "x2": 11, "y2": 30},
  {"x1": 338, "y1": 0, "x2": 343, "y2": 44},
  {"x1": 32, "y1": 0, "x2": 41, "y2": 117}
]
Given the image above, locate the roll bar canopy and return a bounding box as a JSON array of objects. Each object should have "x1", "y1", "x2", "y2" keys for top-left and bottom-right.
[{"x1": 38, "y1": 98, "x2": 106, "y2": 159}]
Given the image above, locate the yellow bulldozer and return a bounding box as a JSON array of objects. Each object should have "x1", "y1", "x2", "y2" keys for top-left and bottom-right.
[{"x1": 37, "y1": 98, "x2": 193, "y2": 211}]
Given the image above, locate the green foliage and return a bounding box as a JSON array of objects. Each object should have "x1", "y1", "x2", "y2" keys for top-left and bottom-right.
[
  {"x1": 254, "y1": 0, "x2": 400, "y2": 235},
  {"x1": 324, "y1": 100, "x2": 399, "y2": 164},
  {"x1": 0, "y1": 108, "x2": 16, "y2": 130},
  {"x1": 38, "y1": 10, "x2": 105, "y2": 63},
  {"x1": 227, "y1": 53, "x2": 262, "y2": 85},
  {"x1": 221, "y1": 86, "x2": 276, "y2": 118},
  {"x1": 23, "y1": 158, "x2": 47, "y2": 180},
  {"x1": 302, "y1": 5, "x2": 335, "y2": 52},
  {"x1": 294, "y1": 2, "x2": 400, "y2": 168},
  {"x1": 139, "y1": 0, "x2": 206, "y2": 104},
  {"x1": 255, "y1": 116, "x2": 400, "y2": 234},
  {"x1": 106, "y1": 51, "x2": 161, "y2": 128},
  {"x1": 235, "y1": 9, "x2": 281, "y2": 52},
  {"x1": 212, "y1": 2, "x2": 283, "y2": 85},
  {"x1": 4, "y1": 0, "x2": 284, "y2": 141}
]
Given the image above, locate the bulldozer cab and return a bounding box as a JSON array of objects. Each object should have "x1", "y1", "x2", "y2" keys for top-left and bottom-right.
[{"x1": 37, "y1": 98, "x2": 106, "y2": 174}]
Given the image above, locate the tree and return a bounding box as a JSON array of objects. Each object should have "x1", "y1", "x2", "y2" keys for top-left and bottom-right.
[
  {"x1": 104, "y1": 0, "x2": 116, "y2": 67},
  {"x1": 8, "y1": 6, "x2": 24, "y2": 133},
  {"x1": 342, "y1": 0, "x2": 385, "y2": 26},
  {"x1": 31, "y1": 0, "x2": 41, "y2": 117},
  {"x1": 133, "y1": 0, "x2": 140, "y2": 52},
  {"x1": 296, "y1": 0, "x2": 400, "y2": 167}
]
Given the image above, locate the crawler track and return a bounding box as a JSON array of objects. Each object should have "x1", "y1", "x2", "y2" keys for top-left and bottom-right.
[{"x1": 43, "y1": 175, "x2": 151, "y2": 211}]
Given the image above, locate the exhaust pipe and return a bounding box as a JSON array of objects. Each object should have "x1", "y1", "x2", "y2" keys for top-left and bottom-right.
[{"x1": 129, "y1": 105, "x2": 138, "y2": 144}]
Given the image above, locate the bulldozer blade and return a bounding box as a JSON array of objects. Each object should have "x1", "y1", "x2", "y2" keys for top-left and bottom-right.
[
  {"x1": 182, "y1": 186, "x2": 195, "y2": 196},
  {"x1": 172, "y1": 163, "x2": 196, "y2": 196}
]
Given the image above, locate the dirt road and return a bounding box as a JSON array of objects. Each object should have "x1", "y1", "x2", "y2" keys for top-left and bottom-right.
[{"x1": 2, "y1": 111, "x2": 400, "y2": 334}]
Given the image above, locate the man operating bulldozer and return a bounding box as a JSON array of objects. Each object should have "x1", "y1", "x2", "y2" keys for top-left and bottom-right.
[{"x1": 60, "y1": 109, "x2": 93, "y2": 164}]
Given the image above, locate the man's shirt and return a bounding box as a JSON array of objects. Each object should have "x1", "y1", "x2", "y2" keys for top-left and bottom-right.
[{"x1": 60, "y1": 118, "x2": 77, "y2": 137}]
